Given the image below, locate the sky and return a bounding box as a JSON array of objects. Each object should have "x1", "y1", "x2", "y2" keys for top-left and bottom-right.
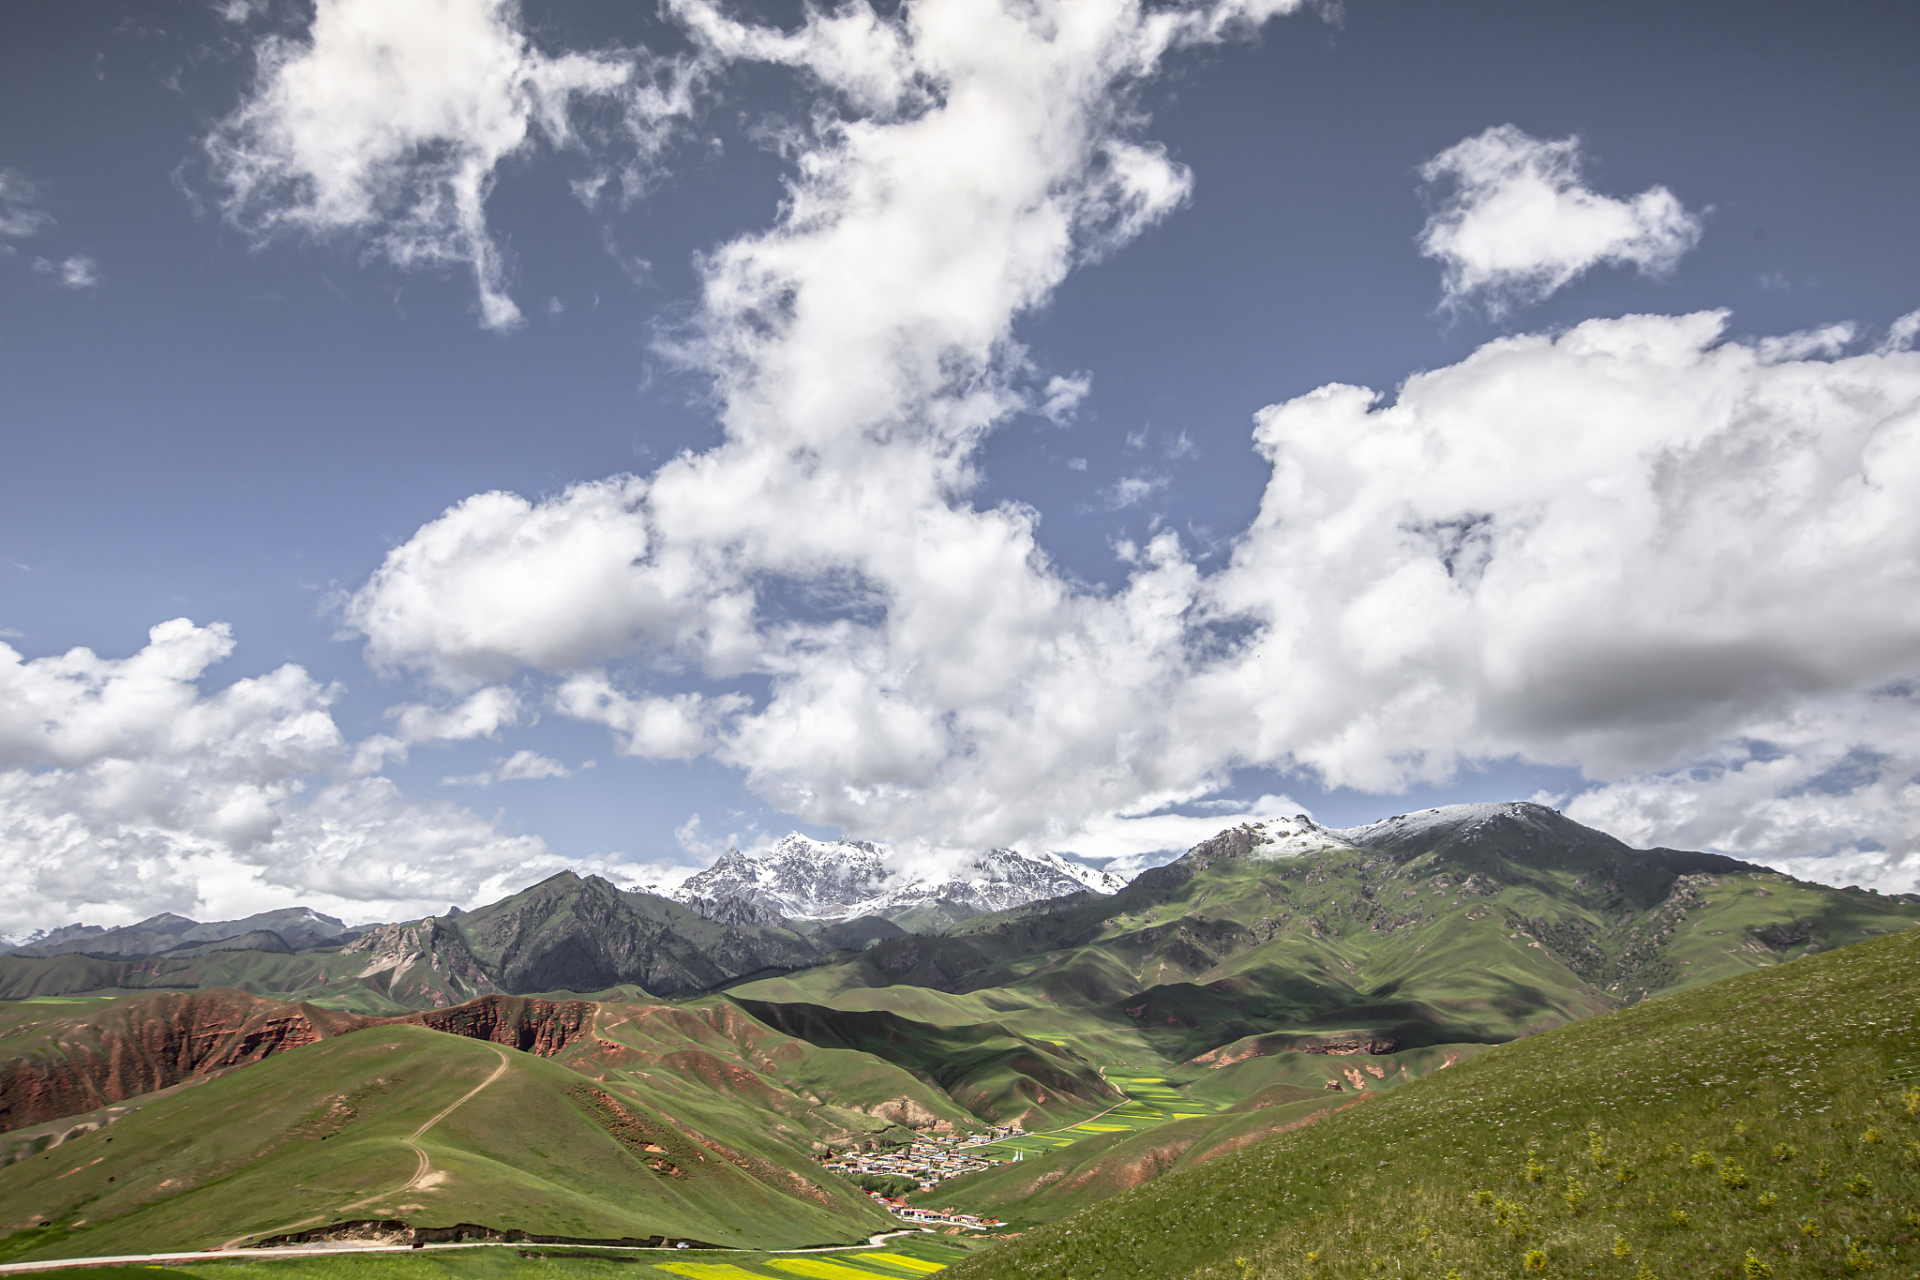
[{"x1": 3, "y1": 0, "x2": 1919, "y2": 933}]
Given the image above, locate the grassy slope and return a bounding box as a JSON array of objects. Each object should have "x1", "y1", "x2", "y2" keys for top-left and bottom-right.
[
  {"x1": 0, "y1": 1027, "x2": 889, "y2": 1259},
  {"x1": 727, "y1": 1001, "x2": 1119, "y2": 1130},
  {"x1": 946, "y1": 925, "x2": 1920, "y2": 1280},
  {"x1": 739, "y1": 828, "x2": 1920, "y2": 1079},
  {"x1": 920, "y1": 1045, "x2": 1487, "y2": 1227}
]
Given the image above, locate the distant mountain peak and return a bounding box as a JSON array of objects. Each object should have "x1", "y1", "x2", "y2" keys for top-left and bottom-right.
[{"x1": 670, "y1": 833, "x2": 1123, "y2": 927}]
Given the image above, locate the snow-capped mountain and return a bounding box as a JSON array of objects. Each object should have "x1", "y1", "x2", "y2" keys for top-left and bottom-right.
[{"x1": 668, "y1": 833, "x2": 1126, "y2": 925}]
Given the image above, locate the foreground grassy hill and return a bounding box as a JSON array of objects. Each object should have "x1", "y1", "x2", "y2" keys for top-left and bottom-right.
[
  {"x1": 944, "y1": 923, "x2": 1920, "y2": 1280},
  {"x1": 0, "y1": 1024, "x2": 891, "y2": 1258},
  {"x1": 0, "y1": 986, "x2": 1130, "y2": 1257}
]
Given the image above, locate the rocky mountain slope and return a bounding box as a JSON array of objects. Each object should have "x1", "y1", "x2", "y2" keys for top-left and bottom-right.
[
  {"x1": 0, "y1": 874, "x2": 827, "y2": 1011},
  {"x1": 670, "y1": 832, "x2": 1124, "y2": 929}
]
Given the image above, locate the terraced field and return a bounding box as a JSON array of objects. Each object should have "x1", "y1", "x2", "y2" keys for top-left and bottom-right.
[{"x1": 965, "y1": 1072, "x2": 1219, "y2": 1167}]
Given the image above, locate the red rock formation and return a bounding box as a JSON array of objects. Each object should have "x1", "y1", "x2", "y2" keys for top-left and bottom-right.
[
  {"x1": 395, "y1": 994, "x2": 595, "y2": 1056},
  {"x1": 3, "y1": 991, "x2": 609, "y2": 1134},
  {"x1": 0, "y1": 989, "x2": 368, "y2": 1132}
]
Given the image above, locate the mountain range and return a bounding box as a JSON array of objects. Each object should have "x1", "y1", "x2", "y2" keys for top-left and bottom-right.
[
  {"x1": 0, "y1": 801, "x2": 1915, "y2": 1265},
  {"x1": 667, "y1": 833, "x2": 1126, "y2": 932}
]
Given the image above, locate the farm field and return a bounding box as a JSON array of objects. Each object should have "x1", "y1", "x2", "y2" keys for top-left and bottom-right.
[{"x1": 0, "y1": 1233, "x2": 977, "y2": 1280}]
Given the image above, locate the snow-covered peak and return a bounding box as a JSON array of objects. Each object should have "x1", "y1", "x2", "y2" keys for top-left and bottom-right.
[
  {"x1": 670, "y1": 834, "x2": 1125, "y2": 925},
  {"x1": 1022, "y1": 849, "x2": 1128, "y2": 895},
  {"x1": 1245, "y1": 815, "x2": 1357, "y2": 860},
  {"x1": 677, "y1": 835, "x2": 890, "y2": 919},
  {"x1": 1340, "y1": 801, "x2": 1560, "y2": 847}
]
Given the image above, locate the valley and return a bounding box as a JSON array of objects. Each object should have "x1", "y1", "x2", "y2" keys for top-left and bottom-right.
[{"x1": 1, "y1": 803, "x2": 1916, "y2": 1277}]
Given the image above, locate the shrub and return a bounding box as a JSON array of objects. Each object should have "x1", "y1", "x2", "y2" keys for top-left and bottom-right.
[
  {"x1": 1721, "y1": 1162, "x2": 1749, "y2": 1189},
  {"x1": 1691, "y1": 1150, "x2": 1715, "y2": 1170},
  {"x1": 1846, "y1": 1173, "x2": 1873, "y2": 1197},
  {"x1": 1611, "y1": 1236, "x2": 1632, "y2": 1259},
  {"x1": 1523, "y1": 1248, "x2": 1547, "y2": 1272},
  {"x1": 1742, "y1": 1247, "x2": 1771, "y2": 1278}
]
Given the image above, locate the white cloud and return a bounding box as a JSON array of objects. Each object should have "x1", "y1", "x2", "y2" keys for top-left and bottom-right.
[
  {"x1": 555, "y1": 674, "x2": 744, "y2": 760},
  {"x1": 206, "y1": 0, "x2": 700, "y2": 329},
  {"x1": 1045, "y1": 792, "x2": 1310, "y2": 873},
  {"x1": 391, "y1": 685, "x2": 522, "y2": 742},
  {"x1": 1105, "y1": 473, "x2": 1168, "y2": 509},
  {"x1": 1565, "y1": 687, "x2": 1920, "y2": 893},
  {"x1": 494, "y1": 748, "x2": 569, "y2": 780},
  {"x1": 55, "y1": 256, "x2": 99, "y2": 289},
  {"x1": 1757, "y1": 322, "x2": 1853, "y2": 364},
  {"x1": 318, "y1": 1, "x2": 1920, "y2": 894},
  {"x1": 1881, "y1": 310, "x2": 1920, "y2": 355},
  {"x1": 0, "y1": 620, "x2": 564, "y2": 933},
  {"x1": 1418, "y1": 125, "x2": 1703, "y2": 316},
  {"x1": 0, "y1": 170, "x2": 50, "y2": 240},
  {"x1": 1041, "y1": 373, "x2": 1092, "y2": 424},
  {"x1": 345, "y1": 480, "x2": 665, "y2": 686},
  {"x1": 340, "y1": 0, "x2": 1316, "y2": 859}
]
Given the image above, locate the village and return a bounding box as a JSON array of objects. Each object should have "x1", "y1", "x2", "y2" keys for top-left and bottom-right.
[{"x1": 820, "y1": 1126, "x2": 1028, "y2": 1230}]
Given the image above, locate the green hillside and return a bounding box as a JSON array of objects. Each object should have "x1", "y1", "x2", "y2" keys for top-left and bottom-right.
[
  {"x1": 737, "y1": 805, "x2": 1920, "y2": 1067},
  {"x1": 0, "y1": 1025, "x2": 891, "y2": 1259},
  {"x1": 945, "y1": 923, "x2": 1920, "y2": 1280}
]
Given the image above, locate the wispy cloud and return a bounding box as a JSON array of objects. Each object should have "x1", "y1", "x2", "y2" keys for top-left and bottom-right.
[
  {"x1": 37, "y1": 255, "x2": 99, "y2": 289},
  {"x1": 206, "y1": 0, "x2": 706, "y2": 329}
]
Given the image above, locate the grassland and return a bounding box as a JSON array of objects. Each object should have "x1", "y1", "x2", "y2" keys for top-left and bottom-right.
[
  {"x1": 942, "y1": 924, "x2": 1920, "y2": 1279},
  {"x1": 0, "y1": 1026, "x2": 890, "y2": 1259}
]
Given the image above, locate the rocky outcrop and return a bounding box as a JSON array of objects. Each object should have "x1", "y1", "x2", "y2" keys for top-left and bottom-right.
[
  {"x1": 401, "y1": 995, "x2": 595, "y2": 1057},
  {"x1": 345, "y1": 917, "x2": 498, "y2": 1006},
  {"x1": 680, "y1": 894, "x2": 789, "y2": 930},
  {"x1": 0, "y1": 989, "x2": 365, "y2": 1132}
]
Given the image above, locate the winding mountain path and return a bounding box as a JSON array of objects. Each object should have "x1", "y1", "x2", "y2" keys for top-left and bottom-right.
[{"x1": 220, "y1": 1044, "x2": 512, "y2": 1249}]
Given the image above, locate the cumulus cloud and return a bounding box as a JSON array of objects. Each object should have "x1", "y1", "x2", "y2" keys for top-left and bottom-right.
[
  {"x1": 1418, "y1": 125, "x2": 1703, "y2": 316},
  {"x1": 1563, "y1": 686, "x2": 1920, "y2": 894},
  {"x1": 0, "y1": 620, "x2": 562, "y2": 933},
  {"x1": 391, "y1": 685, "x2": 523, "y2": 743},
  {"x1": 1187, "y1": 313, "x2": 1920, "y2": 886},
  {"x1": 316, "y1": 2, "x2": 1920, "y2": 891},
  {"x1": 206, "y1": 0, "x2": 700, "y2": 329},
  {"x1": 341, "y1": 0, "x2": 1315, "y2": 860}
]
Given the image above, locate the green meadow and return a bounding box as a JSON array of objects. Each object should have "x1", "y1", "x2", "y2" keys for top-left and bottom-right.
[{"x1": 943, "y1": 925, "x2": 1920, "y2": 1280}]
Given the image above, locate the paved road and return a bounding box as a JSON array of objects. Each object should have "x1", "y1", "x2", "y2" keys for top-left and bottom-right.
[{"x1": 0, "y1": 1230, "x2": 934, "y2": 1274}]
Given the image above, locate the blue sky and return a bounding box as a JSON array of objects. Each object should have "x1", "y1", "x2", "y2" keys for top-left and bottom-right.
[{"x1": 3, "y1": 0, "x2": 1918, "y2": 930}]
